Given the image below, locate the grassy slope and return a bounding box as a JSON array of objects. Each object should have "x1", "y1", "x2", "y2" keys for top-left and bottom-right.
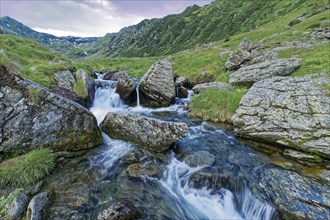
[{"x1": 186, "y1": 1, "x2": 329, "y2": 123}]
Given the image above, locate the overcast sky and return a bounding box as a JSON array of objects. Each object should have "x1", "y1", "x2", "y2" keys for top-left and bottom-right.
[{"x1": 1, "y1": 0, "x2": 213, "y2": 37}]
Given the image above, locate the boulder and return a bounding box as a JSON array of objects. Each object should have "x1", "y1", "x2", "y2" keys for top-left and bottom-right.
[
  {"x1": 103, "y1": 71, "x2": 124, "y2": 81},
  {"x1": 97, "y1": 200, "x2": 142, "y2": 220},
  {"x1": 115, "y1": 72, "x2": 136, "y2": 100},
  {"x1": 54, "y1": 70, "x2": 76, "y2": 91},
  {"x1": 0, "y1": 64, "x2": 102, "y2": 153},
  {"x1": 177, "y1": 86, "x2": 188, "y2": 98},
  {"x1": 26, "y1": 192, "x2": 49, "y2": 220},
  {"x1": 127, "y1": 163, "x2": 159, "y2": 178},
  {"x1": 100, "y1": 112, "x2": 188, "y2": 152},
  {"x1": 252, "y1": 165, "x2": 330, "y2": 219},
  {"x1": 139, "y1": 60, "x2": 175, "y2": 107},
  {"x1": 184, "y1": 151, "x2": 215, "y2": 167},
  {"x1": 5, "y1": 192, "x2": 29, "y2": 220},
  {"x1": 75, "y1": 69, "x2": 95, "y2": 105},
  {"x1": 229, "y1": 58, "x2": 301, "y2": 85},
  {"x1": 232, "y1": 74, "x2": 330, "y2": 161},
  {"x1": 192, "y1": 82, "x2": 232, "y2": 93}
]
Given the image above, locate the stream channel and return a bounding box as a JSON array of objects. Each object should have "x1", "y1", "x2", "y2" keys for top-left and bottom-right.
[{"x1": 43, "y1": 73, "x2": 318, "y2": 219}]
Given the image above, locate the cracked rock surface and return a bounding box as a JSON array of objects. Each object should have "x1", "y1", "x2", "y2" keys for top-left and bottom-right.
[
  {"x1": 232, "y1": 74, "x2": 330, "y2": 161},
  {"x1": 0, "y1": 64, "x2": 102, "y2": 153}
]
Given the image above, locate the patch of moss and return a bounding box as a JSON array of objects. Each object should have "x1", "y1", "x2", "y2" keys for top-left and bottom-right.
[{"x1": 74, "y1": 78, "x2": 87, "y2": 98}]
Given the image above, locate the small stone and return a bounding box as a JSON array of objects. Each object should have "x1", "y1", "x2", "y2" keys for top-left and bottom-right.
[
  {"x1": 97, "y1": 200, "x2": 142, "y2": 220},
  {"x1": 127, "y1": 163, "x2": 159, "y2": 178},
  {"x1": 26, "y1": 192, "x2": 49, "y2": 220},
  {"x1": 184, "y1": 151, "x2": 216, "y2": 167},
  {"x1": 5, "y1": 192, "x2": 29, "y2": 220}
]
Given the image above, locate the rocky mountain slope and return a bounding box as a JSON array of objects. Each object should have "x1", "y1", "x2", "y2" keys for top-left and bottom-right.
[{"x1": 0, "y1": 16, "x2": 98, "y2": 57}]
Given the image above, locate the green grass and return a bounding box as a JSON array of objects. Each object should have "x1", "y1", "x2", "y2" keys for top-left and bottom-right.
[
  {"x1": 0, "y1": 149, "x2": 55, "y2": 187},
  {"x1": 189, "y1": 87, "x2": 248, "y2": 123},
  {"x1": 74, "y1": 78, "x2": 88, "y2": 98},
  {"x1": 74, "y1": 57, "x2": 158, "y2": 77},
  {"x1": 0, "y1": 188, "x2": 24, "y2": 216}
]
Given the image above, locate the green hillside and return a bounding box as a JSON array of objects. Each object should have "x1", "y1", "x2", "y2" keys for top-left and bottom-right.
[{"x1": 89, "y1": 0, "x2": 327, "y2": 58}]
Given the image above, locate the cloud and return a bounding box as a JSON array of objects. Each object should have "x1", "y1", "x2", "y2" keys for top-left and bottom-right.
[{"x1": 1, "y1": 0, "x2": 213, "y2": 37}]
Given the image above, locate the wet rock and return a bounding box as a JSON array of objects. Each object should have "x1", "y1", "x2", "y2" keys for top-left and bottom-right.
[
  {"x1": 104, "y1": 71, "x2": 124, "y2": 81},
  {"x1": 75, "y1": 69, "x2": 95, "y2": 105},
  {"x1": 177, "y1": 86, "x2": 188, "y2": 98},
  {"x1": 139, "y1": 59, "x2": 175, "y2": 107},
  {"x1": 192, "y1": 82, "x2": 232, "y2": 93},
  {"x1": 188, "y1": 166, "x2": 247, "y2": 194},
  {"x1": 5, "y1": 192, "x2": 29, "y2": 220},
  {"x1": 232, "y1": 74, "x2": 330, "y2": 162},
  {"x1": 252, "y1": 165, "x2": 330, "y2": 219},
  {"x1": 283, "y1": 149, "x2": 322, "y2": 164},
  {"x1": 123, "y1": 150, "x2": 141, "y2": 164},
  {"x1": 116, "y1": 72, "x2": 136, "y2": 100},
  {"x1": 0, "y1": 64, "x2": 102, "y2": 153},
  {"x1": 127, "y1": 163, "x2": 159, "y2": 178},
  {"x1": 26, "y1": 192, "x2": 49, "y2": 220},
  {"x1": 29, "y1": 181, "x2": 45, "y2": 196},
  {"x1": 184, "y1": 151, "x2": 215, "y2": 167},
  {"x1": 97, "y1": 200, "x2": 142, "y2": 220},
  {"x1": 229, "y1": 58, "x2": 301, "y2": 85},
  {"x1": 100, "y1": 112, "x2": 188, "y2": 152}
]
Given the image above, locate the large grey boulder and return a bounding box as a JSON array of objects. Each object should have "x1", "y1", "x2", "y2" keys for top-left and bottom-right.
[
  {"x1": 5, "y1": 192, "x2": 29, "y2": 220},
  {"x1": 100, "y1": 112, "x2": 188, "y2": 152},
  {"x1": 75, "y1": 69, "x2": 95, "y2": 105},
  {"x1": 97, "y1": 200, "x2": 142, "y2": 220},
  {"x1": 252, "y1": 165, "x2": 330, "y2": 219},
  {"x1": 192, "y1": 82, "x2": 232, "y2": 94},
  {"x1": 26, "y1": 192, "x2": 49, "y2": 220},
  {"x1": 115, "y1": 72, "x2": 136, "y2": 100},
  {"x1": 54, "y1": 70, "x2": 76, "y2": 91},
  {"x1": 229, "y1": 58, "x2": 301, "y2": 85},
  {"x1": 139, "y1": 59, "x2": 175, "y2": 107},
  {"x1": 0, "y1": 64, "x2": 102, "y2": 153},
  {"x1": 232, "y1": 75, "x2": 330, "y2": 161}
]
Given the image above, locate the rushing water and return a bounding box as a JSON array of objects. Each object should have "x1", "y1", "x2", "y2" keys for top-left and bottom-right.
[{"x1": 84, "y1": 73, "x2": 275, "y2": 219}]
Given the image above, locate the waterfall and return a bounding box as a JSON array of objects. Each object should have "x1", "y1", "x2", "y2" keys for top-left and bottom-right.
[
  {"x1": 158, "y1": 158, "x2": 274, "y2": 220},
  {"x1": 90, "y1": 74, "x2": 125, "y2": 123},
  {"x1": 136, "y1": 80, "x2": 140, "y2": 107}
]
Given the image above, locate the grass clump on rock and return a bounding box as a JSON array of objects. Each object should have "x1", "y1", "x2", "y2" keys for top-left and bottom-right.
[
  {"x1": 189, "y1": 87, "x2": 248, "y2": 123},
  {"x1": 0, "y1": 149, "x2": 55, "y2": 187}
]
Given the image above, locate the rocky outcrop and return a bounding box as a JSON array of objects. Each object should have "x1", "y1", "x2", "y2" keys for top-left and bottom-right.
[
  {"x1": 252, "y1": 165, "x2": 330, "y2": 220},
  {"x1": 100, "y1": 112, "x2": 188, "y2": 152},
  {"x1": 225, "y1": 38, "x2": 277, "y2": 70},
  {"x1": 0, "y1": 64, "x2": 102, "y2": 153},
  {"x1": 26, "y1": 192, "x2": 49, "y2": 220},
  {"x1": 97, "y1": 200, "x2": 142, "y2": 220},
  {"x1": 116, "y1": 72, "x2": 136, "y2": 100},
  {"x1": 5, "y1": 192, "x2": 29, "y2": 219},
  {"x1": 192, "y1": 82, "x2": 232, "y2": 93},
  {"x1": 229, "y1": 58, "x2": 301, "y2": 86},
  {"x1": 232, "y1": 75, "x2": 330, "y2": 161},
  {"x1": 139, "y1": 60, "x2": 175, "y2": 107}
]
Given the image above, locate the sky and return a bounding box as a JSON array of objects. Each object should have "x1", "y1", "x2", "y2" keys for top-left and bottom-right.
[{"x1": 1, "y1": 0, "x2": 213, "y2": 37}]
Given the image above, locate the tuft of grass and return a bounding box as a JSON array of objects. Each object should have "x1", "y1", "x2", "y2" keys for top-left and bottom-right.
[
  {"x1": 188, "y1": 87, "x2": 248, "y2": 123},
  {"x1": 318, "y1": 83, "x2": 330, "y2": 96},
  {"x1": 0, "y1": 188, "x2": 25, "y2": 216},
  {"x1": 74, "y1": 78, "x2": 88, "y2": 98},
  {"x1": 0, "y1": 149, "x2": 55, "y2": 187},
  {"x1": 27, "y1": 87, "x2": 41, "y2": 104}
]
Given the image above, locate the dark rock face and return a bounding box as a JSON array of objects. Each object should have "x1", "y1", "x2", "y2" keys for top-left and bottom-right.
[
  {"x1": 177, "y1": 86, "x2": 188, "y2": 98},
  {"x1": 116, "y1": 72, "x2": 136, "y2": 101},
  {"x1": 192, "y1": 82, "x2": 232, "y2": 94},
  {"x1": 232, "y1": 75, "x2": 330, "y2": 161},
  {"x1": 97, "y1": 200, "x2": 142, "y2": 220},
  {"x1": 139, "y1": 60, "x2": 175, "y2": 107},
  {"x1": 5, "y1": 192, "x2": 30, "y2": 220},
  {"x1": 0, "y1": 64, "x2": 102, "y2": 153},
  {"x1": 252, "y1": 165, "x2": 330, "y2": 220},
  {"x1": 26, "y1": 192, "x2": 49, "y2": 220},
  {"x1": 100, "y1": 112, "x2": 188, "y2": 152},
  {"x1": 229, "y1": 58, "x2": 301, "y2": 86}
]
